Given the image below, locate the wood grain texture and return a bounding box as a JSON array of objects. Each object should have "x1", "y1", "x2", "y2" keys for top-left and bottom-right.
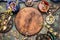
[{"x1": 15, "y1": 7, "x2": 43, "y2": 36}]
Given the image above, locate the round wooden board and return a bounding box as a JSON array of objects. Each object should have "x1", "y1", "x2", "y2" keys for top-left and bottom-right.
[{"x1": 15, "y1": 7, "x2": 43, "y2": 36}]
